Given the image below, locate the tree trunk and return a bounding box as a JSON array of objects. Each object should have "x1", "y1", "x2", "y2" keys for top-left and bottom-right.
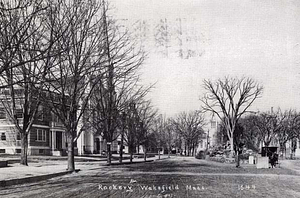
[
  {"x1": 235, "y1": 151, "x2": 240, "y2": 168},
  {"x1": 284, "y1": 147, "x2": 287, "y2": 159},
  {"x1": 67, "y1": 135, "x2": 75, "y2": 171},
  {"x1": 143, "y1": 145, "x2": 147, "y2": 162},
  {"x1": 119, "y1": 133, "x2": 124, "y2": 163},
  {"x1": 130, "y1": 150, "x2": 133, "y2": 163},
  {"x1": 158, "y1": 147, "x2": 161, "y2": 160},
  {"x1": 230, "y1": 137, "x2": 234, "y2": 157},
  {"x1": 20, "y1": 133, "x2": 28, "y2": 166},
  {"x1": 192, "y1": 143, "x2": 195, "y2": 156},
  {"x1": 290, "y1": 145, "x2": 293, "y2": 159},
  {"x1": 107, "y1": 143, "x2": 111, "y2": 165}
]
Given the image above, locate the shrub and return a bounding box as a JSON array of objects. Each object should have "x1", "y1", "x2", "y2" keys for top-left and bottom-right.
[
  {"x1": 240, "y1": 153, "x2": 250, "y2": 161},
  {"x1": 195, "y1": 151, "x2": 206, "y2": 159},
  {"x1": 209, "y1": 156, "x2": 226, "y2": 163}
]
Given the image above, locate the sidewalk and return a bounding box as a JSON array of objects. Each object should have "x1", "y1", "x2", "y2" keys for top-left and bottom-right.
[{"x1": 0, "y1": 155, "x2": 160, "y2": 187}]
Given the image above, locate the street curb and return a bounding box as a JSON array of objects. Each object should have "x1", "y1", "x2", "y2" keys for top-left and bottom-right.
[
  {"x1": 105, "y1": 160, "x2": 154, "y2": 166},
  {"x1": 0, "y1": 169, "x2": 80, "y2": 187}
]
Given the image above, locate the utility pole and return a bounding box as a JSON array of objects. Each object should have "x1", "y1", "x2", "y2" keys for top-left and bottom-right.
[{"x1": 119, "y1": 111, "x2": 126, "y2": 163}]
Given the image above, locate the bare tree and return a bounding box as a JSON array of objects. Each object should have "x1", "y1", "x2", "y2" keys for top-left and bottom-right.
[
  {"x1": 152, "y1": 116, "x2": 178, "y2": 158},
  {"x1": 172, "y1": 111, "x2": 205, "y2": 156},
  {"x1": 200, "y1": 76, "x2": 263, "y2": 162},
  {"x1": 277, "y1": 110, "x2": 300, "y2": 158},
  {"x1": 0, "y1": 0, "x2": 53, "y2": 81},
  {"x1": 253, "y1": 109, "x2": 284, "y2": 148},
  {"x1": 259, "y1": 109, "x2": 300, "y2": 158},
  {"x1": 124, "y1": 102, "x2": 139, "y2": 163},
  {"x1": 227, "y1": 109, "x2": 300, "y2": 160},
  {"x1": 0, "y1": 0, "x2": 58, "y2": 165},
  {"x1": 43, "y1": 0, "x2": 105, "y2": 171},
  {"x1": 163, "y1": 118, "x2": 176, "y2": 158},
  {"x1": 135, "y1": 100, "x2": 157, "y2": 161},
  {"x1": 151, "y1": 114, "x2": 164, "y2": 159},
  {"x1": 87, "y1": 1, "x2": 148, "y2": 165}
]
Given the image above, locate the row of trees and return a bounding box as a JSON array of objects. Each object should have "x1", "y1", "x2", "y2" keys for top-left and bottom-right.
[
  {"x1": 140, "y1": 76, "x2": 264, "y2": 162},
  {"x1": 0, "y1": 0, "x2": 207, "y2": 169},
  {"x1": 215, "y1": 108, "x2": 300, "y2": 167},
  {"x1": 0, "y1": 0, "x2": 292, "y2": 170},
  {"x1": 109, "y1": 100, "x2": 158, "y2": 164},
  {"x1": 134, "y1": 75, "x2": 264, "y2": 161},
  {"x1": 0, "y1": 0, "x2": 151, "y2": 171},
  {"x1": 224, "y1": 109, "x2": 300, "y2": 156},
  {"x1": 152, "y1": 111, "x2": 206, "y2": 157},
  {"x1": 200, "y1": 76, "x2": 300, "y2": 167}
]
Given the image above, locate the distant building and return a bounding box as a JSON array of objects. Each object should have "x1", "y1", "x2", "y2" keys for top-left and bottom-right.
[
  {"x1": 77, "y1": 132, "x2": 120, "y2": 155},
  {"x1": 0, "y1": 104, "x2": 67, "y2": 156},
  {"x1": 196, "y1": 114, "x2": 219, "y2": 153},
  {"x1": 0, "y1": 84, "x2": 127, "y2": 156}
]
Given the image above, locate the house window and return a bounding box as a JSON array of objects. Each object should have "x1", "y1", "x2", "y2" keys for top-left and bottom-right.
[
  {"x1": 37, "y1": 129, "x2": 46, "y2": 142},
  {"x1": 16, "y1": 133, "x2": 21, "y2": 140},
  {"x1": 0, "y1": 108, "x2": 6, "y2": 119},
  {"x1": 1, "y1": 133, "x2": 6, "y2": 141}
]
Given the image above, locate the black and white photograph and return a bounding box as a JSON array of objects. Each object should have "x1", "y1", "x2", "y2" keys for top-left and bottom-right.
[{"x1": 0, "y1": 0, "x2": 300, "y2": 197}]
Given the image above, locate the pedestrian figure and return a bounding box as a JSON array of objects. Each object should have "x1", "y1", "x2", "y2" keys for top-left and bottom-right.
[{"x1": 270, "y1": 152, "x2": 278, "y2": 168}]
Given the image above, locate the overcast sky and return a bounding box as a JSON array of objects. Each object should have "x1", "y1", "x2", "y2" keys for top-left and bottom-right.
[{"x1": 111, "y1": 0, "x2": 300, "y2": 116}]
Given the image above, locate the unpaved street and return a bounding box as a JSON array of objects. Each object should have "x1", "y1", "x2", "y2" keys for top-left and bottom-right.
[{"x1": 1, "y1": 157, "x2": 300, "y2": 198}]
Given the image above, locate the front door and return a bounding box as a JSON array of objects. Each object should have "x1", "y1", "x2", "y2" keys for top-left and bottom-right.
[
  {"x1": 95, "y1": 138, "x2": 100, "y2": 153},
  {"x1": 56, "y1": 132, "x2": 62, "y2": 150}
]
